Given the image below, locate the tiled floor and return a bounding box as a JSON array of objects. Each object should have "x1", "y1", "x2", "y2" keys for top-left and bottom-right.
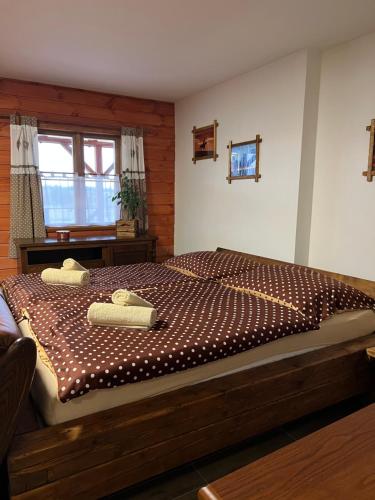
[{"x1": 104, "y1": 395, "x2": 369, "y2": 500}]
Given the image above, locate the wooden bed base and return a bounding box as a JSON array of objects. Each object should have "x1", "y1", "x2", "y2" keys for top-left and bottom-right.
[{"x1": 7, "y1": 249, "x2": 375, "y2": 499}]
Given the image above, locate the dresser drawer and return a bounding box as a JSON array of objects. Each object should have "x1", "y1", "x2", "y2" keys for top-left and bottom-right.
[{"x1": 112, "y1": 243, "x2": 152, "y2": 266}]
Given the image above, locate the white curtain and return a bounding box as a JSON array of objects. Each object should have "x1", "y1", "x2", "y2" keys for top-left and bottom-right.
[
  {"x1": 9, "y1": 115, "x2": 46, "y2": 258},
  {"x1": 121, "y1": 127, "x2": 147, "y2": 232},
  {"x1": 40, "y1": 174, "x2": 120, "y2": 227}
]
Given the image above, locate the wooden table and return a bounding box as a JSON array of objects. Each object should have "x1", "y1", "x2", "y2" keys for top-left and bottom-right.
[{"x1": 198, "y1": 403, "x2": 375, "y2": 500}]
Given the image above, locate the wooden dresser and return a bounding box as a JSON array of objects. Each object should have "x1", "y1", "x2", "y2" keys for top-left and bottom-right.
[{"x1": 15, "y1": 234, "x2": 157, "y2": 274}]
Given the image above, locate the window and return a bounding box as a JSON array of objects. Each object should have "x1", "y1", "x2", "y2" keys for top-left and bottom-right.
[{"x1": 38, "y1": 132, "x2": 120, "y2": 227}]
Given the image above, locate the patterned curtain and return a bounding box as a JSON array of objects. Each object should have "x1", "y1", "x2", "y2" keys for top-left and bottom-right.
[
  {"x1": 9, "y1": 115, "x2": 46, "y2": 258},
  {"x1": 121, "y1": 127, "x2": 148, "y2": 233}
]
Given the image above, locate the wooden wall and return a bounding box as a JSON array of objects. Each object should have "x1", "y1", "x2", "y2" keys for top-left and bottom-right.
[{"x1": 0, "y1": 78, "x2": 174, "y2": 279}]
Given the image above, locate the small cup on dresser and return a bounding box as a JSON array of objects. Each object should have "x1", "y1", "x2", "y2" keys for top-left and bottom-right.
[{"x1": 56, "y1": 230, "x2": 70, "y2": 242}]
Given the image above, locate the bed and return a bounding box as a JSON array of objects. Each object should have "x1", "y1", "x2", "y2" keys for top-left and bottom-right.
[{"x1": 3, "y1": 248, "x2": 375, "y2": 499}]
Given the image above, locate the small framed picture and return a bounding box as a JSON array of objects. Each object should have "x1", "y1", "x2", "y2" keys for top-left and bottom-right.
[
  {"x1": 192, "y1": 120, "x2": 218, "y2": 163},
  {"x1": 363, "y1": 119, "x2": 375, "y2": 182},
  {"x1": 227, "y1": 135, "x2": 262, "y2": 183}
]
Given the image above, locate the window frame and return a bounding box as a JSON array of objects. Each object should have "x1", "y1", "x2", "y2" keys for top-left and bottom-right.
[{"x1": 38, "y1": 129, "x2": 121, "y2": 230}]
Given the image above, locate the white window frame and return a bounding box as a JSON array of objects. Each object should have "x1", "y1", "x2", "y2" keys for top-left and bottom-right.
[{"x1": 38, "y1": 130, "x2": 121, "y2": 230}]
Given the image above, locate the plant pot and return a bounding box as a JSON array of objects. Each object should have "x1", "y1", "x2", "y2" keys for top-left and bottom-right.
[{"x1": 116, "y1": 219, "x2": 139, "y2": 238}]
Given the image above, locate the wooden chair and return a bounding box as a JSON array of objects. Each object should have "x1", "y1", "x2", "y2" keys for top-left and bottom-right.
[
  {"x1": 0, "y1": 295, "x2": 36, "y2": 498},
  {"x1": 0, "y1": 337, "x2": 37, "y2": 464}
]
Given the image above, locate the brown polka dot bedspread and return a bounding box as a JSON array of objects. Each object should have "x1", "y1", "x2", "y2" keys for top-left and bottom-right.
[
  {"x1": 2, "y1": 262, "x2": 200, "y2": 321},
  {"x1": 1, "y1": 251, "x2": 374, "y2": 404},
  {"x1": 220, "y1": 264, "x2": 375, "y2": 323},
  {"x1": 164, "y1": 250, "x2": 258, "y2": 278}
]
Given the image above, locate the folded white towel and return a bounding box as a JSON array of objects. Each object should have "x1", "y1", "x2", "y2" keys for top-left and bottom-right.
[
  {"x1": 87, "y1": 303, "x2": 157, "y2": 329},
  {"x1": 111, "y1": 289, "x2": 154, "y2": 308},
  {"x1": 41, "y1": 268, "x2": 90, "y2": 286},
  {"x1": 62, "y1": 258, "x2": 88, "y2": 271}
]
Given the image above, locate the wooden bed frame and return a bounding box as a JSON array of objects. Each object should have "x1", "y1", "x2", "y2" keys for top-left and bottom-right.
[{"x1": 6, "y1": 249, "x2": 375, "y2": 499}]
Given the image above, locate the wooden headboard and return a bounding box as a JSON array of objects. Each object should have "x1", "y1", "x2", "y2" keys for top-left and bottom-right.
[{"x1": 217, "y1": 248, "x2": 375, "y2": 300}]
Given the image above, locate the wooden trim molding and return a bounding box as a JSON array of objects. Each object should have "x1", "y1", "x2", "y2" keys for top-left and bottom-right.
[{"x1": 39, "y1": 122, "x2": 121, "y2": 136}]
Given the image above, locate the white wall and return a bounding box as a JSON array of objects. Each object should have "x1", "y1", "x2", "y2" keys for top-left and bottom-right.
[
  {"x1": 175, "y1": 51, "x2": 310, "y2": 261},
  {"x1": 175, "y1": 32, "x2": 375, "y2": 280},
  {"x1": 309, "y1": 32, "x2": 375, "y2": 280}
]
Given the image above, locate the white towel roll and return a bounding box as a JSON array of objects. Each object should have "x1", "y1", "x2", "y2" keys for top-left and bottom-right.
[
  {"x1": 111, "y1": 289, "x2": 154, "y2": 308},
  {"x1": 87, "y1": 303, "x2": 157, "y2": 329},
  {"x1": 62, "y1": 258, "x2": 88, "y2": 271},
  {"x1": 41, "y1": 268, "x2": 90, "y2": 286}
]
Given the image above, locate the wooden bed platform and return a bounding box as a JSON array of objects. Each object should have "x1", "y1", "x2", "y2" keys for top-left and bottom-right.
[{"x1": 6, "y1": 249, "x2": 375, "y2": 499}]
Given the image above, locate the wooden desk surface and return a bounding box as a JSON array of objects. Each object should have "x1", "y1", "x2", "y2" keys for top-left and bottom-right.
[
  {"x1": 199, "y1": 403, "x2": 375, "y2": 500},
  {"x1": 14, "y1": 233, "x2": 157, "y2": 248}
]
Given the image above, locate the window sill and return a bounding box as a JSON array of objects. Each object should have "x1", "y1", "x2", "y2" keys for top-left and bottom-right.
[{"x1": 47, "y1": 225, "x2": 116, "y2": 232}]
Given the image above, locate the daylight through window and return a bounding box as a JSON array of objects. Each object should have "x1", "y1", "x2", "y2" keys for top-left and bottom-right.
[{"x1": 38, "y1": 132, "x2": 120, "y2": 227}]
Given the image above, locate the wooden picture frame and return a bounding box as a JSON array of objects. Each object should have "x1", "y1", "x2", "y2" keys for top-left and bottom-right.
[
  {"x1": 362, "y1": 119, "x2": 375, "y2": 182},
  {"x1": 192, "y1": 120, "x2": 218, "y2": 164},
  {"x1": 227, "y1": 135, "x2": 262, "y2": 184}
]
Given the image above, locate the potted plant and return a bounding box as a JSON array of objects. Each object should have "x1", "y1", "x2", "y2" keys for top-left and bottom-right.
[{"x1": 112, "y1": 173, "x2": 143, "y2": 237}]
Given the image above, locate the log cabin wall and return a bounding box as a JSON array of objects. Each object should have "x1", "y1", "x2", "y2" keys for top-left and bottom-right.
[{"x1": 0, "y1": 78, "x2": 175, "y2": 279}]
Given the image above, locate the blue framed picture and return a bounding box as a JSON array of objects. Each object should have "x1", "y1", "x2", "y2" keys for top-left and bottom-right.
[{"x1": 227, "y1": 135, "x2": 262, "y2": 183}]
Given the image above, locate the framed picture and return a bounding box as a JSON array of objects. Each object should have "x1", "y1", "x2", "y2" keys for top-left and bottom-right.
[
  {"x1": 227, "y1": 135, "x2": 262, "y2": 183},
  {"x1": 363, "y1": 119, "x2": 375, "y2": 182},
  {"x1": 192, "y1": 120, "x2": 218, "y2": 163}
]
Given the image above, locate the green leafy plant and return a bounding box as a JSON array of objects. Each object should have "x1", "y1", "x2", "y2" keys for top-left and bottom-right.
[{"x1": 112, "y1": 174, "x2": 143, "y2": 220}]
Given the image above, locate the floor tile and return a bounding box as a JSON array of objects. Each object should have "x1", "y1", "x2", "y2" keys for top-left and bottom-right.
[
  {"x1": 173, "y1": 489, "x2": 201, "y2": 500},
  {"x1": 193, "y1": 429, "x2": 293, "y2": 484},
  {"x1": 283, "y1": 395, "x2": 368, "y2": 440},
  {"x1": 103, "y1": 464, "x2": 205, "y2": 500}
]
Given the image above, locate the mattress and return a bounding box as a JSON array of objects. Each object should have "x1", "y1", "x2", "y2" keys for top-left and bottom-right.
[{"x1": 20, "y1": 309, "x2": 375, "y2": 425}]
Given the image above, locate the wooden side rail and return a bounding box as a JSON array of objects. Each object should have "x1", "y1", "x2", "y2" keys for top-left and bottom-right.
[{"x1": 8, "y1": 334, "x2": 375, "y2": 499}]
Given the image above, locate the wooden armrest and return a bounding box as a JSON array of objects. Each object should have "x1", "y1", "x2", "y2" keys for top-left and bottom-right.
[
  {"x1": 0, "y1": 337, "x2": 36, "y2": 463},
  {"x1": 0, "y1": 295, "x2": 21, "y2": 349}
]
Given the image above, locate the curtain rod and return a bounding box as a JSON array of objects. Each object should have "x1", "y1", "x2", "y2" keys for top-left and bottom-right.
[
  {"x1": 0, "y1": 113, "x2": 119, "y2": 130},
  {"x1": 0, "y1": 112, "x2": 18, "y2": 120},
  {"x1": 0, "y1": 113, "x2": 149, "y2": 134}
]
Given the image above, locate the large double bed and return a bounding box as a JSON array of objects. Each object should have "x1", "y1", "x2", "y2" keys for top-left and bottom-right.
[{"x1": 2, "y1": 248, "x2": 375, "y2": 498}]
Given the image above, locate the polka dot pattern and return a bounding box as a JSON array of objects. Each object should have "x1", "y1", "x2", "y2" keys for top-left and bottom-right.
[
  {"x1": 4, "y1": 276, "x2": 317, "y2": 403},
  {"x1": 3, "y1": 254, "x2": 374, "y2": 405},
  {"x1": 164, "y1": 251, "x2": 258, "y2": 279},
  {"x1": 221, "y1": 264, "x2": 375, "y2": 323},
  {"x1": 2, "y1": 262, "x2": 200, "y2": 321}
]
